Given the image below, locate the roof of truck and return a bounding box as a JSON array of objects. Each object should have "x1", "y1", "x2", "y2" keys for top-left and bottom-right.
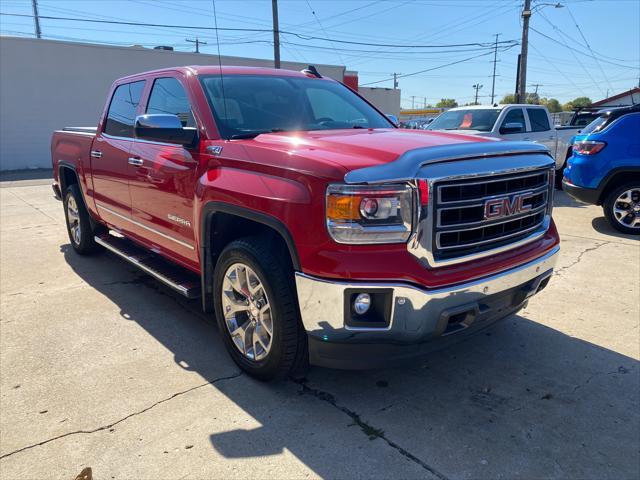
[
  {"x1": 116, "y1": 65, "x2": 327, "y2": 82},
  {"x1": 447, "y1": 104, "x2": 547, "y2": 111}
]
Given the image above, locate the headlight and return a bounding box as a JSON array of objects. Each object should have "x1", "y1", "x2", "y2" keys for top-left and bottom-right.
[{"x1": 326, "y1": 183, "x2": 414, "y2": 244}]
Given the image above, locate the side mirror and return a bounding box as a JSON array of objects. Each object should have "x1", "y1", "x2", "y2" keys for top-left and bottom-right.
[
  {"x1": 500, "y1": 122, "x2": 524, "y2": 134},
  {"x1": 134, "y1": 114, "x2": 197, "y2": 146}
]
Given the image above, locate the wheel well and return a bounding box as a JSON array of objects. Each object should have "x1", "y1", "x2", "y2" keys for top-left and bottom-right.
[
  {"x1": 59, "y1": 166, "x2": 78, "y2": 193},
  {"x1": 599, "y1": 171, "x2": 640, "y2": 204},
  {"x1": 200, "y1": 207, "x2": 300, "y2": 312},
  {"x1": 210, "y1": 213, "x2": 294, "y2": 271}
]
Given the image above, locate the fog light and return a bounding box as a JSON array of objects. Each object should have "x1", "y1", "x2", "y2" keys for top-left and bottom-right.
[{"x1": 353, "y1": 293, "x2": 371, "y2": 315}]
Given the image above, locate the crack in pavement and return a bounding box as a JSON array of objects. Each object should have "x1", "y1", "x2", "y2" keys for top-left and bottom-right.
[
  {"x1": 553, "y1": 241, "x2": 610, "y2": 277},
  {"x1": 0, "y1": 371, "x2": 243, "y2": 461},
  {"x1": 8, "y1": 190, "x2": 60, "y2": 223},
  {"x1": 296, "y1": 380, "x2": 449, "y2": 480},
  {"x1": 560, "y1": 232, "x2": 637, "y2": 246}
]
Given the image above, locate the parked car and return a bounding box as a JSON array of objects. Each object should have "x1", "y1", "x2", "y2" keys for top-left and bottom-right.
[
  {"x1": 51, "y1": 66, "x2": 560, "y2": 380},
  {"x1": 427, "y1": 104, "x2": 579, "y2": 187},
  {"x1": 562, "y1": 104, "x2": 640, "y2": 234}
]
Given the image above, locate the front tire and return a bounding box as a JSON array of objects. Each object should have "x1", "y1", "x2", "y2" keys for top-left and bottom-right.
[
  {"x1": 64, "y1": 184, "x2": 103, "y2": 254},
  {"x1": 213, "y1": 236, "x2": 308, "y2": 381},
  {"x1": 603, "y1": 183, "x2": 640, "y2": 235}
]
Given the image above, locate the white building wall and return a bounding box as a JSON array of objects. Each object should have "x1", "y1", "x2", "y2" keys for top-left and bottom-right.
[
  {"x1": 595, "y1": 91, "x2": 640, "y2": 107},
  {"x1": 0, "y1": 37, "x2": 346, "y2": 170},
  {"x1": 358, "y1": 87, "x2": 401, "y2": 117}
]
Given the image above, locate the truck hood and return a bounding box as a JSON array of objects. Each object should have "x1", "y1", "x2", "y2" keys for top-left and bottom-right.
[{"x1": 239, "y1": 128, "x2": 495, "y2": 177}]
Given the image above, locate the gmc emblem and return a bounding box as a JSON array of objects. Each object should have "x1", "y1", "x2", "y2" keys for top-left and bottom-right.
[{"x1": 484, "y1": 193, "x2": 533, "y2": 219}]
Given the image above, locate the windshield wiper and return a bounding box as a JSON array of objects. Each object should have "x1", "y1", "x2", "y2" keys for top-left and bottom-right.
[
  {"x1": 229, "y1": 129, "x2": 285, "y2": 140},
  {"x1": 352, "y1": 125, "x2": 365, "y2": 129}
]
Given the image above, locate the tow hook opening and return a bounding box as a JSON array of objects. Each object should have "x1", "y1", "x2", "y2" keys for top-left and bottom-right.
[{"x1": 441, "y1": 303, "x2": 479, "y2": 336}]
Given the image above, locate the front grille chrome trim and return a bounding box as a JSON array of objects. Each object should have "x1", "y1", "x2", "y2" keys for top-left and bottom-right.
[
  {"x1": 409, "y1": 161, "x2": 555, "y2": 268},
  {"x1": 437, "y1": 182, "x2": 549, "y2": 206},
  {"x1": 438, "y1": 201, "x2": 549, "y2": 234},
  {"x1": 436, "y1": 217, "x2": 546, "y2": 250}
]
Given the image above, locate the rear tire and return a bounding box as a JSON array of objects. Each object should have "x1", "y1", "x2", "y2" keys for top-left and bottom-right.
[
  {"x1": 603, "y1": 183, "x2": 640, "y2": 235},
  {"x1": 64, "y1": 184, "x2": 103, "y2": 254},
  {"x1": 213, "y1": 236, "x2": 308, "y2": 381}
]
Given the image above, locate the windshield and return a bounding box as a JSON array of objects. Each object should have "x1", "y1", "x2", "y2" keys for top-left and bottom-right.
[
  {"x1": 199, "y1": 74, "x2": 393, "y2": 139},
  {"x1": 427, "y1": 109, "x2": 500, "y2": 132}
]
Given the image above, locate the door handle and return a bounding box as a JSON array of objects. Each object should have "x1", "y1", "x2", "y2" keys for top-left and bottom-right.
[
  {"x1": 128, "y1": 157, "x2": 144, "y2": 166},
  {"x1": 90, "y1": 150, "x2": 102, "y2": 158}
]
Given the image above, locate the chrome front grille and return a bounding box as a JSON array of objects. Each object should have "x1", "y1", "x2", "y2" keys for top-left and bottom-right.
[{"x1": 431, "y1": 168, "x2": 553, "y2": 263}]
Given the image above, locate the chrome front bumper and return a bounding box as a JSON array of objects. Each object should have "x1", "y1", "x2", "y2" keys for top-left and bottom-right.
[{"x1": 295, "y1": 246, "x2": 559, "y2": 368}]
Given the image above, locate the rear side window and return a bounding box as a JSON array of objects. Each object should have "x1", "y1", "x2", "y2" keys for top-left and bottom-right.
[
  {"x1": 527, "y1": 108, "x2": 550, "y2": 132},
  {"x1": 146, "y1": 77, "x2": 195, "y2": 127},
  {"x1": 581, "y1": 115, "x2": 608, "y2": 134},
  {"x1": 104, "y1": 81, "x2": 145, "y2": 137}
]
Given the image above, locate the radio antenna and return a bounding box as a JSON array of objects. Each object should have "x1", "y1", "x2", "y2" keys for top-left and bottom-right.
[{"x1": 211, "y1": 0, "x2": 228, "y2": 125}]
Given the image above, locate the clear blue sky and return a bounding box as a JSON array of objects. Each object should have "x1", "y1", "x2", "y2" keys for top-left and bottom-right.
[{"x1": 1, "y1": 0, "x2": 638, "y2": 107}]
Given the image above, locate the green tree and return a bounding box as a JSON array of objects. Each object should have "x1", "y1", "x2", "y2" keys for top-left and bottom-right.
[
  {"x1": 525, "y1": 92, "x2": 540, "y2": 104},
  {"x1": 500, "y1": 93, "x2": 541, "y2": 104},
  {"x1": 500, "y1": 94, "x2": 517, "y2": 104},
  {"x1": 563, "y1": 96, "x2": 592, "y2": 111},
  {"x1": 436, "y1": 98, "x2": 458, "y2": 108},
  {"x1": 541, "y1": 97, "x2": 562, "y2": 113}
]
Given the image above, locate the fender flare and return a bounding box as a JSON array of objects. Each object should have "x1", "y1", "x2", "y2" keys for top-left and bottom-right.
[
  {"x1": 596, "y1": 167, "x2": 640, "y2": 203},
  {"x1": 199, "y1": 201, "x2": 301, "y2": 312}
]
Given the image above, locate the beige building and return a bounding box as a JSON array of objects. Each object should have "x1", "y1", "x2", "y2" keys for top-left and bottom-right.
[{"x1": 0, "y1": 36, "x2": 400, "y2": 170}]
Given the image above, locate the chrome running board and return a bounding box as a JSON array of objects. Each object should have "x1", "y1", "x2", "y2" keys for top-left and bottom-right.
[{"x1": 95, "y1": 233, "x2": 201, "y2": 299}]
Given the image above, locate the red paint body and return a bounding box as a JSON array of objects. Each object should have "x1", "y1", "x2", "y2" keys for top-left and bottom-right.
[{"x1": 52, "y1": 66, "x2": 560, "y2": 289}]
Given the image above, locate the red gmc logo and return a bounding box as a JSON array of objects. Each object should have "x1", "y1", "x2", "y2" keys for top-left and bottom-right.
[{"x1": 484, "y1": 193, "x2": 533, "y2": 219}]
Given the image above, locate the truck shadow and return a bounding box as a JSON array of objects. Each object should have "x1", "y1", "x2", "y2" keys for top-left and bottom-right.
[
  {"x1": 61, "y1": 244, "x2": 639, "y2": 479},
  {"x1": 591, "y1": 216, "x2": 640, "y2": 242},
  {"x1": 552, "y1": 189, "x2": 588, "y2": 208}
]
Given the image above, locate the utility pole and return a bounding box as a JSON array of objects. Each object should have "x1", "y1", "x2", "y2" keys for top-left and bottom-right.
[
  {"x1": 473, "y1": 84, "x2": 483, "y2": 104},
  {"x1": 272, "y1": 0, "x2": 281, "y2": 68},
  {"x1": 31, "y1": 0, "x2": 42, "y2": 39},
  {"x1": 423, "y1": 97, "x2": 427, "y2": 109},
  {"x1": 186, "y1": 37, "x2": 207, "y2": 53},
  {"x1": 490, "y1": 33, "x2": 500, "y2": 104},
  {"x1": 531, "y1": 83, "x2": 542, "y2": 94},
  {"x1": 411, "y1": 96, "x2": 416, "y2": 109},
  {"x1": 393, "y1": 73, "x2": 398, "y2": 89},
  {"x1": 517, "y1": 0, "x2": 532, "y2": 103}
]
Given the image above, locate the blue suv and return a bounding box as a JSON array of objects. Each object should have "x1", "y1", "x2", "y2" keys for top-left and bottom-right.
[{"x1": 563, "y1": 105, "x2": 640, "y2": 235}]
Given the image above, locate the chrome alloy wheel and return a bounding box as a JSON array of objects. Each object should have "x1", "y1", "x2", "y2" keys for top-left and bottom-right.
[
  {"x1": 221, "y1": 263, "x2": 273, "y2": 361},
  {"x1": 613, "y1": 188, "x2": 640, "y2": 230},
  {"x1": 66, "y1": 195, "x2": 82, "y2": 245}
]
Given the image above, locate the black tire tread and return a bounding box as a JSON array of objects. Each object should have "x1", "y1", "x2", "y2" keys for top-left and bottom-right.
[
  {"x1": 213, "y1": 236, "x2": 307, "y2": 381},
  {"x1": 603, "y1": 182, "x2": 640, "y2": 235},
  {"x1": 64, "y1": 184, "x2": 103, "y2": 255}
]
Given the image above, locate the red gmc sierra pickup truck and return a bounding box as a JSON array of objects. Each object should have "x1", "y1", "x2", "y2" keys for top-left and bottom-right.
[{"x1": 51, "y1": 66, "x2": 560, "y2": 380}]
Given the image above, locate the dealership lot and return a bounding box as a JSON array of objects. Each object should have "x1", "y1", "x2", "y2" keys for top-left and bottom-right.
[{"x1": 1, "y1": 179, "x2": 638, "y2": 479}]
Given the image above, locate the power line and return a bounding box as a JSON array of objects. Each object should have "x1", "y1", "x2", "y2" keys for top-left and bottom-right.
[
  {"x1": 185, "y1": 37, "x2": 207, "y2": 53},
  {"x1": 304, "y1": 0, "x2": 346, "y2": 65},
  {"x1": 530, "y1": 25, "x2": 639, "y2": 69},
  {"x1": 0, "y1": 13, "x2": 518, "y2": 49},
  {"x1": 535, "y1": 10, "x2": 604, "y2": 97},
  {"x1": 360, "y1": 48, "x2": 513, "y2": 86},
  {"x1": 565, "y1": 5, "x2": 614, "y2": 92}
]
